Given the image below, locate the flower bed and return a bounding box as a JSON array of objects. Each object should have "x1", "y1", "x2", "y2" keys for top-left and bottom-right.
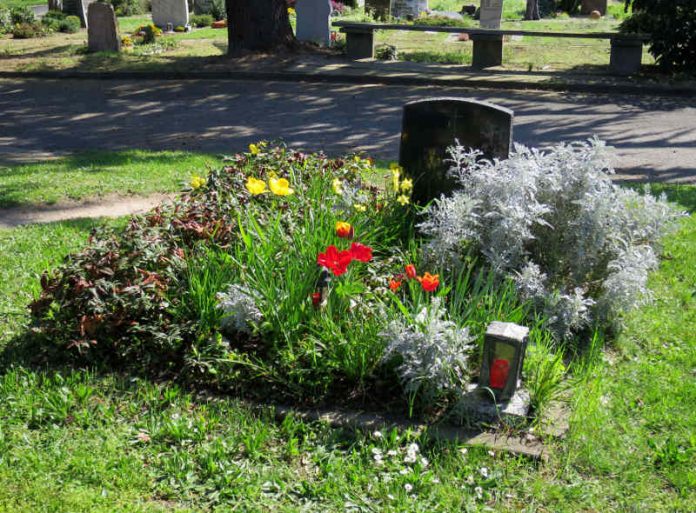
[{"x1": 29, "y1": 142, "x2": 682, "y2": 421}]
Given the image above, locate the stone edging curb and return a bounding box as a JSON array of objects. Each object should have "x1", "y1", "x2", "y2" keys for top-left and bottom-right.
[
  {"x1": 269, "y1": 404, "x2": 549, "y2": 462},
  {"x1": 0, "y1": 70, "x2": 693, "y2": 97}
]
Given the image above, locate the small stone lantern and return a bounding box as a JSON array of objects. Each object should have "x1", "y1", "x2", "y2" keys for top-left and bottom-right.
[{"x1": 479, "y1": 321, "x2": 529, "y2": 401}]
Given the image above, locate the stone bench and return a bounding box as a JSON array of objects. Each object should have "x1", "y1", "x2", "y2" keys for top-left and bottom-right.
[{"x1": 332, "y1": 21, "x2": 649, "y2": 75}]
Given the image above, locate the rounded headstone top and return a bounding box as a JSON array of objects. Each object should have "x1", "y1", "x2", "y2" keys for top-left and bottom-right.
[{"x1": 403, "y1": 97, "x2": 514, "y2": 117}]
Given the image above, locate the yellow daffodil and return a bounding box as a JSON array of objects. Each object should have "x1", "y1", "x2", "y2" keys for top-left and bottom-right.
[
  {"x1": 397, "y1": 194, "x2": 410, "y2": 206},
  {"x1": 246, "y1": 177, "x2": 267, "y2": 195},
  {"x1": 354, "y1": 204, "x2": 367, "y2": 212},
  {"x1": 269, "y1": 177, "x2": 294, "y2": 196},
  {"x1": 332, "y1": 178, "x2": 343, "y2": 195},
  {"x1": 190, "y1": 175, "x2": 206, "y2": 190},
  {"x1": 400, "y1": 178, "x2": 413, "y2": 193},
  {"x1": 288, "y1": 7, "x2": 295, "y2": 15},
  {"x1": 249, "y1": 143, "x2": 260, "y2": 155},
  {"x1": 391, "y1": 168, "x2": 401, "y2": 192},
  {"x1": 389, "y1": 162, "x2": 401, "y2": 171}
]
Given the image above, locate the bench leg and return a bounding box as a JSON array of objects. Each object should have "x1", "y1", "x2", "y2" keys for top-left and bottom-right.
[
  {"x1": 610, "y1": 39, "x2": 643, "y2": 75},
  {"x1": 345, "y1": 30, "x2": 375, "y2": 60},
  {"x1": 472, "y1": 35, "x2": 504, "y2": 69}
]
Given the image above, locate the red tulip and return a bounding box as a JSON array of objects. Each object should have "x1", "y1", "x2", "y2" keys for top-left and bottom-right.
[
  {"x1": 317, "y1": 245, "x2": 353, "y2": 276},
  {"x1": 417, "y1": 272, "x2": 440, "y2": 292},
  {"x1": 389, "y1": 278, "x2": 402, "y2": 292},
  {"x1": 311, "y1": 292, "x2": 322, "y2": 308},
  {"x1": 405, "y1": 264, "x2": 417, "y2": 280},
  {"x1": 349, "y1": 242, "x2": 373, "y2": 263}
]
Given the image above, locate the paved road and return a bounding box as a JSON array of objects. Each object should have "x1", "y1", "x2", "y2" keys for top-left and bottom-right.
[{"x1": 1, "y1": 78, "x2": 694, "y2": 182}]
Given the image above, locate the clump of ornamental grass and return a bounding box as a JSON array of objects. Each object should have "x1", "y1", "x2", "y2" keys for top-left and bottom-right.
[{"x1": 420, "y1": 139, "x2": 685, "y2": 341}]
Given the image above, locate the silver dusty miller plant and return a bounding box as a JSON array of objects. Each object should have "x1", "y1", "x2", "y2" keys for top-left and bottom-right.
[
  {"x1": 420, "y1": 139, "x2": 685, "y2": 339},
  {"x1": 216, "y1": 283, "x2": 263, "y2": 335},
  {"x1": 380, "y1": 298, "x2": 476, "y2": 401}
]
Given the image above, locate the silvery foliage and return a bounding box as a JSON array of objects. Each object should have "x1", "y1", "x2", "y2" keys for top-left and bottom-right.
[
  {"x1": 380, "y1": 298, "x2": 476, "y2": 399},
  {"x1": 419, "y1": 139, "x2": 684, "y2": 339},
  {"x1": 217, "y1": 284, "x2": 263, "y2": 335}
]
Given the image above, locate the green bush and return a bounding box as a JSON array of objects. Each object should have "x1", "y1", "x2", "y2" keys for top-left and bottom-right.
[
  {"x1": 12, "y1": 22, "x2": 44, "y2": 39},
  {"x1": 110, "y1": 0, "x2": 146, "y2": 16},
  {"x1": 621, "y1": 0, "x2": 696, "y2": 73},
  {"x1": 209, "y1": 0, "x2": 226, "y2": 21},
  {"x1": 60, "y1": 15, "x2": 81, "y2": 33},
  {"x1": 190, "y1": 14, "x2": 214, "y2": 27},
  {"x1": 10, "y1": 6, "x2": 36, "y2": 25},
  {"x1": 0, "y1": 8, "x2": 12, "y2": 34}
]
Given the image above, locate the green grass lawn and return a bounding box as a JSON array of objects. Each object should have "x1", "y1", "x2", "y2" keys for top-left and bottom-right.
[
  {"x1": 0, "y1": 180, "x2": 693, "y2": 511},
  {"x1": 0, "y1": 150, "x2": 220, "y2": 208},
  {"x1": 2, "y1": 0, "x2": 42, "y2": 8}
]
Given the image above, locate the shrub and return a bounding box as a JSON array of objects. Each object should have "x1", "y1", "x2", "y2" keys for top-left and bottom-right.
[
  {"x1": 209, "y1": 0, "x2": 226, "y2": 21},
  {"x1": 381, "y1": 297, "x2": 475, "y2": 405},
  {"x1": 419, "y1": 139, "x2": 684, "y2": 341},
  {"x1": 10, "y1": 6, "x2": 35, "y2": 25},
  {"x1": 41, "y1": 10, "x2": 66, "y2": 32},
  {"x1": 135, "y1": 23, "x2": 162, "y2": 43},
  {"x1": 0, "y1": 8, "x2": 12, "y2": 34},
  {"x1": 190, "y1": 14, "x2": 213, "y2": 27},
  {"x1": 59, "y1": 15, "x2": 81, "y2": 33},
  {"x1": 12, "y1": 22, "x2": 44, "y2": 39},
  {"x1": 110, "y1": 0, "x2": 146, "y2": 16},
  {"x1": 621, "y1": 0, "x2": 696, "y2": 73}
]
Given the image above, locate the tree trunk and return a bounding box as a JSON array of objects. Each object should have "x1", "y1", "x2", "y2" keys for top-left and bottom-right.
[
  {"x1": 227, "y1": 0, "x2": 295, "y2": 54},
  {"x1": 525, "y1": 0, "x2": 541, "y2": 20}
]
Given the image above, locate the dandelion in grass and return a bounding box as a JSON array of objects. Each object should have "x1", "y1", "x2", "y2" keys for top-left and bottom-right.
[{"x1": 245, "y1": 177, "x2": 267, "y2": 195}]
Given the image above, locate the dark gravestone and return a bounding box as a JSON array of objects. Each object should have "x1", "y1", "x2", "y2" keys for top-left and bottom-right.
[
  {"x1": 399, "y1": 98, "x2": 513, "y2": 205},
  {"x1": 63, "y1": 0, "x2": 95, "y2": 28},
  {"x1": 580, "y1": 0, "x2": 607, "y2": 15},
  {"x1": 365, "y1": 0, "x2": 391, "y2": 20},
  {"x1": 88, "y1": 2, "x2": 121, "y2": 53}
]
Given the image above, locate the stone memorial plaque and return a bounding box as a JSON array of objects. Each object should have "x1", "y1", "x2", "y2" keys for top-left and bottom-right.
[
  {"x1": 399, "y1": 98, "x2": 513, "y2": 204},
  {"x1": 88, "y1": 2, "x2": 121, "y2": 53},
  {"x1": 391, "y1": 0, "x2": 428, "y2": 19},
  {"x1": 295, "y1": 0, "x2": 332, "y2": 46},
  {"x1": 152, "y1": 0, "x2": 189, "y2": 29},
  {"x1": 479, "y1": 0, "x2": 503, "y2": 29},
  {"x1": 580, "y1": 0, "x2": 607, "y2": 15}
]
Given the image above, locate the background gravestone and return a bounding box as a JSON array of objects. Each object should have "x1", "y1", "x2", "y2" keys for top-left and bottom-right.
[
  {"x1": 88, "y1": 2, "x2": 120, "y2": 53},
  {"x1": 152, "y1": 0, "x2": 189, "y2": 29},
  {"x1": 479, "y1": 0, "x2": 503, "y2": 28},
  {"x1": 296, "y1": 0, "x2": 332, "y2": 46},
  {"x1": 580, "y1": 0, "x2": 607, "y2": 15},
  {"x1": 391, "y1": 0, "x2": 428, "y2": 18},
  {"x1": 62, "y1": 0, "x2": 95, "y2": 27},
  {"x1": 365, "y1": 0, "x2": 391, "y2": 20},
  {"x1": 399, "y1": 98, "x2": 513, "y2": 205}
]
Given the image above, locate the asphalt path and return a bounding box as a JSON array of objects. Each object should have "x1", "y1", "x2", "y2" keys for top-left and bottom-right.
[{"x1": 1, "y1": 78, "x2": 694, "y2": 182}]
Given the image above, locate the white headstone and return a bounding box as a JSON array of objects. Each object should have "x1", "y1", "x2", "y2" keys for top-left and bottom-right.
[
  {"x1": 295, "y1": 0, "x2": 331, "y2": 46},
  {"x1": 152, "y1": 0, "x2": 189, "y2": 29},
  {"x1": 479, "y1": 0, "x2": 503, "y2": 29}
]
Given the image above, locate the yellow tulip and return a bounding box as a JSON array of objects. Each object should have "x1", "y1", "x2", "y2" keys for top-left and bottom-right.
[
  {"x1": 190, "y1": 175, "x2": 206, "y2": 190},
  {"x1": 269, "y1": 177, "x2": 294, "y2": 196},
  {"x1": 245, "y1": 177, "x2": 267, "y2": 195},
  {"x1": 332, "y1": 178, "x2": 343, "y2": 195}
]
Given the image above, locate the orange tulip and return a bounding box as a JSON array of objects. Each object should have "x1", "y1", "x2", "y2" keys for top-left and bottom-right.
[
  {"x1": 417, "y1": 272, "x2": 440, "y2": 292},
  {"x1": 335, "y1": 221, "x2": 354, "y2": 239}
]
